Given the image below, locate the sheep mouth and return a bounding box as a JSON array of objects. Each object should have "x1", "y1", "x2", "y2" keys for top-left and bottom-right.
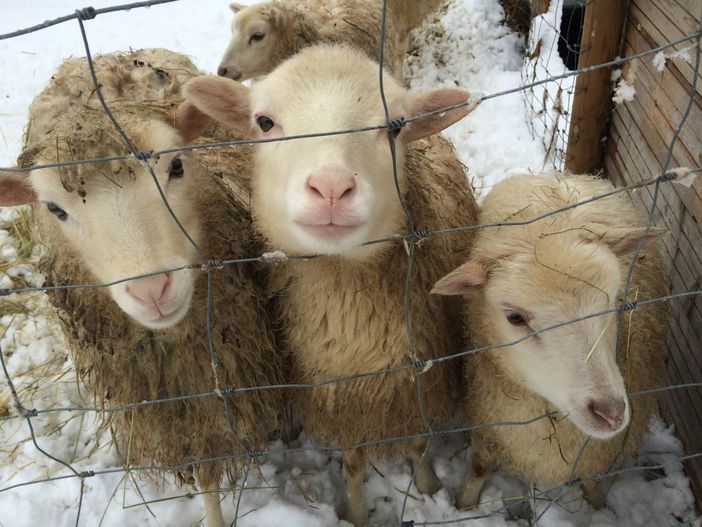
[
  {"x1": 296, "y1": 222, "x2": 361, "y2": 240},
  {"x1": 138, "y1": 301, "x2": 190, "y2": 329},
  {"x1": 570, "y1": 405, "x2": 629, "y2": 439}
]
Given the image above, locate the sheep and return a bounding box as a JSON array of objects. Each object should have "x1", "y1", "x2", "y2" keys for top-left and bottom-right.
[
  {"x1": 217, "y1": 0, "x2": 441, "y2": 82},
  {"x1": 182, "y1": 44, "x2": 479, "y2": 526},
  {"x1": 431, "y1": 173, "x2": 668, "y2": 511},
  {"x1": 0, "y1": 49, "x2": 282, "y2": 527}
]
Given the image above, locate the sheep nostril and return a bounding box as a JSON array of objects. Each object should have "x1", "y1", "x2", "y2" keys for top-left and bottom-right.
[{"x1": 217, "y1": 66, "x2": 228, "y2": 77}]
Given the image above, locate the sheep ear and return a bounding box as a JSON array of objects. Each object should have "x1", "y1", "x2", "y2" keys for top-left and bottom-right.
[
  {"x1": 265, "y1": 4, "x2": 287, "y2": 28},
  {"x1": 401, "y1": 88, "x2": 476, "y2": 142},
  {"x1": 230, "y1": 2, "x2": 246, "y2": 13},
  {"x1": 175, "y1": 101, "x2": 214, "y2": 142},
  {"x1": 183, "y1": 76, "x2": 251, "y2": 134},
  {"x1": 0, "y1": 172, "x2": 36, "y2": 206},
  {"x1": 431, "y1": 260, "x2": 487, "y2": 295},
  {"x1": 599, "y1": 227, "x2": 667, "y2": 256}
]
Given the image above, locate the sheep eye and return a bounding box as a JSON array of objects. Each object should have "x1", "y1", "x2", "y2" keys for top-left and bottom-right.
[
  {"x1": 249, "y1": 32, "x2": 265, "y2": 45},
  {"x1": 505, "y1": 311, "x2": 526, "y2": 326},
  {"x1": 169, "y1": 157, "x2": 184, "y2": 179},
  {"x1": 46, "y1": 202, "x2": 68, "y2": 221},
  {"x1": 256, "y1": 115, "x2": 275, "y2": 132}
]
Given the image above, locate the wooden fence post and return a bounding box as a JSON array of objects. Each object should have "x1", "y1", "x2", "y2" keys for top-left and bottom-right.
[{"x1": 565, "y1": 0, "x2": 627, "y2": 174}]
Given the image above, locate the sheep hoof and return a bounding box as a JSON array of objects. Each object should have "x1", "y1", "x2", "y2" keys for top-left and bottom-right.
[
  {"x1": 455, "y1": 482, "x2": 481, "y2": 511},
  {"x1": 414, "y1": 466, "x2": 442, "y2": 496},
  {"x1": 342, "y1": 501, "x2": 368, "y2": 527}
]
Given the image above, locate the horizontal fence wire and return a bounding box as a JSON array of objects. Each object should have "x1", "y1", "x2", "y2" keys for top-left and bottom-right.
[{"x1": 0, "y1": 1, "x2": 701, "y2": 526}]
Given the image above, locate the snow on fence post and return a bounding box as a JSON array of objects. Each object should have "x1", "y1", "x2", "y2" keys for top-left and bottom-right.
[{"x1": 564, "y1": 0, "x2": 627, "y2": 174}]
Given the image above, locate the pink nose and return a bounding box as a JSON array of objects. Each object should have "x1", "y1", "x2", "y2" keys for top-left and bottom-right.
[
  {"x1": 307, "y1": 174, "x2": 356, "y2": 204},
  {"x1": 588, "y1": 398, "x2": 626, "y2": 431},
  {"x1": 126, "y1": 273, "x2": 170, "y2": 305}
]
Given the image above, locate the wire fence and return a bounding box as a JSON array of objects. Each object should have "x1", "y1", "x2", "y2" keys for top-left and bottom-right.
[{"x1": 0, "y1": 0, "x2": 701, "y2": 526}]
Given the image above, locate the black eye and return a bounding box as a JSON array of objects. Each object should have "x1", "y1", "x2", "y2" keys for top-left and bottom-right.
[
  {"x1": 505, "y1": 311, "x2": 527, "y2": 326},
  {"x1": 169, "y1": 157, "x2": 184, "y2": 179},
  {"x1": 46, "y1": 202, "x2": 68, "y2": 221},
  {"x1": 249, "y1": 32, "x2": 265, "y2": 45},
  {"x1": 256, "y1": 115, "x2": 275, "y2": 132}
]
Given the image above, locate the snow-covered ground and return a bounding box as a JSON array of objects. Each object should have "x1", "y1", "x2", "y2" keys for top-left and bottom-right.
[{"x1": 0, "y1": 1, "x2": 699, "y2": 526}]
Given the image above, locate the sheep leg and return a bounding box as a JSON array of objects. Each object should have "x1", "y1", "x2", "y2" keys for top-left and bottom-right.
[
  {"x1": 456, "y1": 447, "x2": 496, "y2": 510},
  {"x1": 409, "y1": 437, "x2": 442, "y2": 496},
  {"x1": 196, "y1": 471, "x2": 226, "y2": 527},
  {"x1": 582, "y1": 480, "x2": 607, "y2": 509},
  {"x1": 342, "y1": 449, "x2": 368, "y2": 527}
]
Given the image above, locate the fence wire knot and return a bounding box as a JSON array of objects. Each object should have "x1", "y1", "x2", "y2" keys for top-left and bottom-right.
[
  {"x1": 565, "y1": 477, "x2": 583, "y2": 488},
  {"x1": 621, "y1": 301, "x2": 638, "y2": 311},
  {"x1": 0, "y1": 288, "x2": 10, "y2": 297},
  {"x1": 14, "y1": 403, "x2": 38, "y2": 418},
  {"x1": 387, "y1": 118, "x2": 406, "y2": 135},
  {"x1": 401, "y1": 521, "x2": 415, "y2": 527},
  {"x1": 658, "y1": 171, "x2": 677, "y2": 183},
  {"x1": 246, "y1": 450, "x2": 265, "y2": 459},
  {"x1": 75, "y1": 7, "x2": 97, "y2": 21},
  {"x1": 133, "y1": 150, "x2": 153, "y2": 161},
  {"x1": 79, "y1": 470, "x2": 96, "y2": 479},
  {"x1": 413, "y1": 359, "x2": 434, "y2": 373},
  {"x1": 220, "y1": 386, "x2": 237, "y2": 396},
  {"x1": 204, "y1": 259, "x2": 224, "y2": 270}
]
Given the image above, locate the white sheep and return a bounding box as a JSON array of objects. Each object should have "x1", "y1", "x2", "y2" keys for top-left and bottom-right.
[
  {"x1": 183, "y1": 44, "x2": 479, "y2": 527},
  {"x1": 0, "y1": 49, "x2": 282, "y2": 527},
  {"x1": 217, "y1": 0, "x2": 440, "y2": 81},
  {"x1": 432, "y1": 173, "x2": 668, "y2": 510}
]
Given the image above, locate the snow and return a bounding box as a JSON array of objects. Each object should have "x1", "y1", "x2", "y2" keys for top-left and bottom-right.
[
  {"x1": 0, "y1": 1, "x2": 699, "y2": 526},
  {"x1": 612, "y1": 77, "x2": 636, "y2": 106}
]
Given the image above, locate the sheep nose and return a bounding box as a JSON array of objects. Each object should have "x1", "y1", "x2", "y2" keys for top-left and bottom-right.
[
  {"x1": 588, "y1": 398, "x2": 627, "y2": 431},
  {"x1": 217, "y1": 66, "x2": 228, "y2": 77},
  {"x1": 126, "y1": 273, "x2": 170, "y2": 306},
  {"x1": 307, "y1": 175, "x2": 356, "y2": 205}
]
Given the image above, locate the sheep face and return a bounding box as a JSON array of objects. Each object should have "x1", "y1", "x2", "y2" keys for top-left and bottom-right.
[
  {"x1": 186, "y1": 46, "x2": 473, "y2": 258},
  {"x1": 434, "y1": 236, "x2": 643, "y2": 440},
  {"x1": 1, "y1": 120, "x2": 202, "y2": 330},
  {"x1": 218, "y1": 3, "x2": 288, "y2": 81},
  {"x1": 484, "y1": 242, "x2": 630, "y2": 439}
]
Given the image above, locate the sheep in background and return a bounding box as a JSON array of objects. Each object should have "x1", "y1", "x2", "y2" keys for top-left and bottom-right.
[
  {"x1": 432, "y1": 173, "x2": 668, "y2": 510},
  {"x1": 183, "y1": 44, "x2": 479, "y2": 527},
  {"x1": 0, "y1": 49, "x2": 282, "y2": 527},
  {"x1": 217, "y1": 0, "x2": 441, "y2": 82}
]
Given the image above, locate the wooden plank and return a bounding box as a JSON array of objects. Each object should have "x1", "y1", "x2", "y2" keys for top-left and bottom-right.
[
  {"x1": 672, "y1": 0, "x2": 700, "y2": 21},
  {"x1": 564, "y1": 0, "x2": 627, "y2": 173},
  {"x1": 609, "y1": 112, "x2": 702, "y2": 282},
  {"x1": 623, "y1": 26, "x2": 702, "y2": 152},
  {"x1": 610, "y1": 89, "x2": 702, "y2": 242},
  {"x1": 625, "y1": 19, "x2": 702, "y2": 128},
  {"x1": 628, "y1": 2, "x2": 702, "y2": 97},
  {"x1": 606, "y1": 119, "x2": 702, "y2": 328},
  {"x1": 609, "y1": 107, "x2": 702, "y2": 276},
  {"x1": 608, "y1": 120, "x2": 702, "y2": 323},
  {"x1": 639, "y1": 0, "x2": 700, "y2": 38}
]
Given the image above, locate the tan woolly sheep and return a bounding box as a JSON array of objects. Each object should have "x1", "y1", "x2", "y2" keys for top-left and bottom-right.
[
  {"x1": 217, "y1": 0, "x2": 440, "y2": 82},
  {"x1": 183, "y1": 44, "x2": 479, "y2": 527},
  {"x1": 0, "y1": 49, "x2": 282, "y2": 527},
  {"x1": 432, "y1": 173, "x2": 668, "y2": 510}
]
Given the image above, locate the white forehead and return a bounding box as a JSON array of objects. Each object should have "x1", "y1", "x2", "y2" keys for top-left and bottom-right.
[{"x1": 251, "y1": 46, "x2": 406, "y2": 128}]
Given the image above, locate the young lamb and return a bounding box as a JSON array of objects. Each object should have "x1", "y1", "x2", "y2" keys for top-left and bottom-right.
[
  {"x1": 183, "y1": 44, "x2": 479, "y2": 526},
  {"x1": 217, "y1": 0, "x2": 440, "y2": 82},
  {"x1": 432, "y1": 173, "x2": 668, "y2": 510},
  {"x1": 0, "y1": 49, "x2": 282, "y2": 527}
]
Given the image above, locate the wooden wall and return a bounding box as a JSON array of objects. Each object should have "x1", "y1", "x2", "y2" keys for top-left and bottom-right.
[{"x1": 604, "y1": 0, "x2": 702, "y2": 503}]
